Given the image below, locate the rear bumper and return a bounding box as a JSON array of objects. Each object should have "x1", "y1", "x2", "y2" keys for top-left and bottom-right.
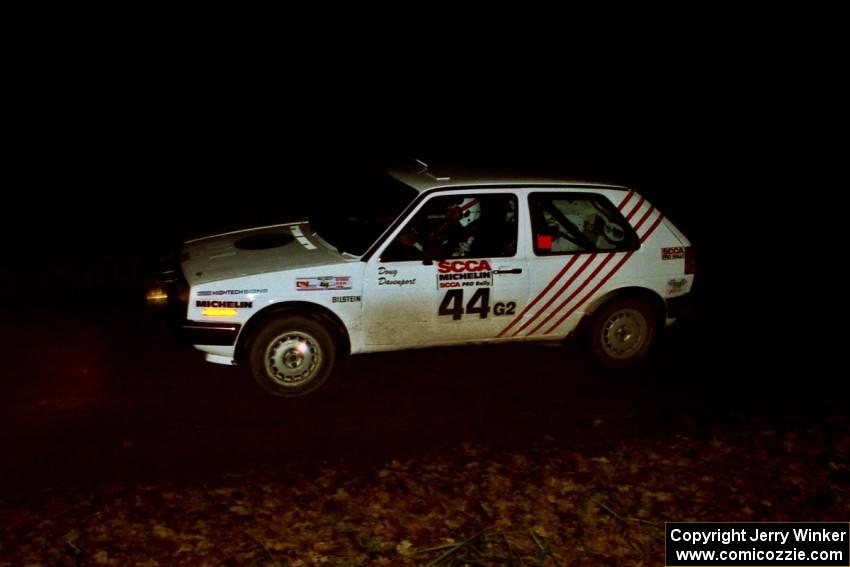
[
  {"x1": 665, "y1": 293, "x2": 694, "y2": 320},
  {"x1": 181, "y1": 320, "x2": 242, "y2": 346}
]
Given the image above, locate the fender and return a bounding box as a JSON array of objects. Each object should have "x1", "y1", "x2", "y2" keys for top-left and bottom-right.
[{"x1": 234, "y1": 301, "x2": 352, "y2": 364}]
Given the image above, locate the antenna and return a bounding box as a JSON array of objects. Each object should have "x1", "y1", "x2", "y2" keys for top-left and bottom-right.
[{"x1": 414, "y1": 158, "x2": 450, "y2": 181}]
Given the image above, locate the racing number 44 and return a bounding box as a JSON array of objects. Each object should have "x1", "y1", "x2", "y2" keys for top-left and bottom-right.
[{"x1": 438, "y1": 289, "x2": 516, "y2": 320}]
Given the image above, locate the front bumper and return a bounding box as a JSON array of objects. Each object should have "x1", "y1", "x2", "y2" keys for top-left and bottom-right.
[{"x1": 181, "y1": 320, "x2": 242, "y2": 346}]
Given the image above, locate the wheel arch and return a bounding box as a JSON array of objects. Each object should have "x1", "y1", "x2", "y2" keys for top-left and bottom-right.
[
  {"x1": 234, "y1": 301, "x2": 351, "y2": 365},
  {"x1": 573, "y1": 286, "x2": 666, "y2": 338}
]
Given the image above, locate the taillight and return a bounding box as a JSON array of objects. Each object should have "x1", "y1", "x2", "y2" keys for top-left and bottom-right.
[{"x1": 684, "y1": 246, "x2": 696, "y2": 274}]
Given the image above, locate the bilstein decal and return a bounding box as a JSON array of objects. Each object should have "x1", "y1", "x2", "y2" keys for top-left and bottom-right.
[
  {"x1": 378, "y1": 266, "x2": 416, "y2": 287},
  {"x1": 437, "y1": 259, "x2": 492, "y2": 289},
  {"x1": 332, "y1": 295, "x2": 361, "y2": 303},
  {"x1": 197, "y1": 289, "x2": 268, "y2": 296},
  {"x1": 196, "y1": 301, "x2": 253, "y2": 308},
  {"x1": 296, "y1": 276, "x2": 351, "y2": 291}
]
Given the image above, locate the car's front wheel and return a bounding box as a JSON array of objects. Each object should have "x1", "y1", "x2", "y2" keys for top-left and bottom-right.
[
  {"x1": 248, "y1": 315, "x2": 336, "y2": 397},
  {"x1": 587, "y1": 297, "x2": 657, "y2": 368}
]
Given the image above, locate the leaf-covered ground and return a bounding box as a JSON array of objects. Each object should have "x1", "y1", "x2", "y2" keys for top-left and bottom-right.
[{"x1": 2, "y1": 413, "x2": 848, "y2": 566}]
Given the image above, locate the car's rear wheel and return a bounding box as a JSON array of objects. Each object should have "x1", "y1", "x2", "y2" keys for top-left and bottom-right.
[
  {"x1": 587, "y1": 297, "x2": 657, "y2": 368},
  {"x1": 248, "y1": 315, "x2": 336, "y2": 397}
]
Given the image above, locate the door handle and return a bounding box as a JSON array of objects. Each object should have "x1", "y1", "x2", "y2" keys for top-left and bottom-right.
[{"x1": 494, "y1": 268, "x2": 523, "y2": 275}]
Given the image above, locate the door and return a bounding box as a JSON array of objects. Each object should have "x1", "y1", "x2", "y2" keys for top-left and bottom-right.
[
  {"x1": 362, "y1": 191, "x2": 528, "y2": 348},
  {"x1": 495, "y1": 190, "x2": 641, "y2": 339}
]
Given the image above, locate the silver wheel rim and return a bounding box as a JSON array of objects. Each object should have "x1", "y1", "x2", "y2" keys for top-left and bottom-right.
[
  {"x1": 601, "y1": 308, "x2": 648, "y2": 359},
  {"x1": 264, "y1": 331, "x2": 322, "y2": 388}
]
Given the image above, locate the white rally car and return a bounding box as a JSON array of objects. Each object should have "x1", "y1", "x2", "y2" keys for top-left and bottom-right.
[{"x1": 173, "y1": 162, "x2": 694, "y2": 396}]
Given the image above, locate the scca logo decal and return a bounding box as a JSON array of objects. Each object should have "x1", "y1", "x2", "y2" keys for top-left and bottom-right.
[{"x1": 437, "y1": 260, "x2": 492, "y2": 273}]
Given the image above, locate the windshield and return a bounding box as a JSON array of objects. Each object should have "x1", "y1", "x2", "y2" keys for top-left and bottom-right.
[{"x1": 309, "y1": 174, "x2": 418, "y2": 256}]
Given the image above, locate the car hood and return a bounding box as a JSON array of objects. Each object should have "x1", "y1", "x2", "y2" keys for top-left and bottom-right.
[{"x1": 180, "y1": 222, "x2": 343, "y2": 285}]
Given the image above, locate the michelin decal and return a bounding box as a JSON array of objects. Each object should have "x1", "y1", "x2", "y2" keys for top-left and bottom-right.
[{"x1": 196, "y1": 300, "x2": 253, "y2": 309}]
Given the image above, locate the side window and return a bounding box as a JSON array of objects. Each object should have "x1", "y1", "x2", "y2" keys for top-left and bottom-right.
[
  {"x1": 529, "y1": 192, "x2": 639, "y2": 255},
  {"x1": 381, "y1": 193, "x2": 518, "y2": 262}
]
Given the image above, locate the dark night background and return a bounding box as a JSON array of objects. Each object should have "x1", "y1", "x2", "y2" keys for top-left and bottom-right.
[
  {"x1": 1, "y1": 24, "x2": 845, "y2": 563},
  {"x1": 6, "y1": 50, "x2": 826, "y2": 358}
]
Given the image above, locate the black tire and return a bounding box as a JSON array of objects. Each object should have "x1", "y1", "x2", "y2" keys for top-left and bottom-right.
[
  {"x1": 587, "y1": 297, "x2": 657, "y2": 369},
  {"x1": 247, "y1": 315, "x2": 337, "y2": 397}
]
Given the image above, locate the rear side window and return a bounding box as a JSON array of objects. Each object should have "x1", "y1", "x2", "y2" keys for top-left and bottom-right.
[{"x1": 529, "y1": 192, "x2": 639, "y2": 255}]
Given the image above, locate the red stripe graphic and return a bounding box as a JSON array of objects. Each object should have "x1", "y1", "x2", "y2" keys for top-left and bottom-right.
[
  {"x1": 496, "y1": 254, "x2": 580, "y2": 337},
  {"x1": 618, "y1": 190, "x2": 635, "y2": 211},
  {"x1": 633, "y1": 205, "x2": 655, "y2": 232},
  {"x1": 511, "y1": 253, "x2": 597, "y2": 337},
  {"x1": 542, "y1": 211, "x2": 667, "y2": 335},
  {"x1": 544, "y1": 251, "x2": 635, "y2": 334},
  {"x1": 640, "y1": 214, "x2": 665, "y2": 243},
  {"x1": 624, "y1": 197, "x2": 644, "y2": 221},
  {"x1": 525, "y1": 252, "x2": 616, "y2": 336},
  {"x1": 497, "y1": 190, "x2": 640, "y2": 337}
]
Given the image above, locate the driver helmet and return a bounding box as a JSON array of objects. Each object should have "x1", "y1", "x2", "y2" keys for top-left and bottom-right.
[{"x1": 456, "y1": 197, "x2": 481, "y2": 228}]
